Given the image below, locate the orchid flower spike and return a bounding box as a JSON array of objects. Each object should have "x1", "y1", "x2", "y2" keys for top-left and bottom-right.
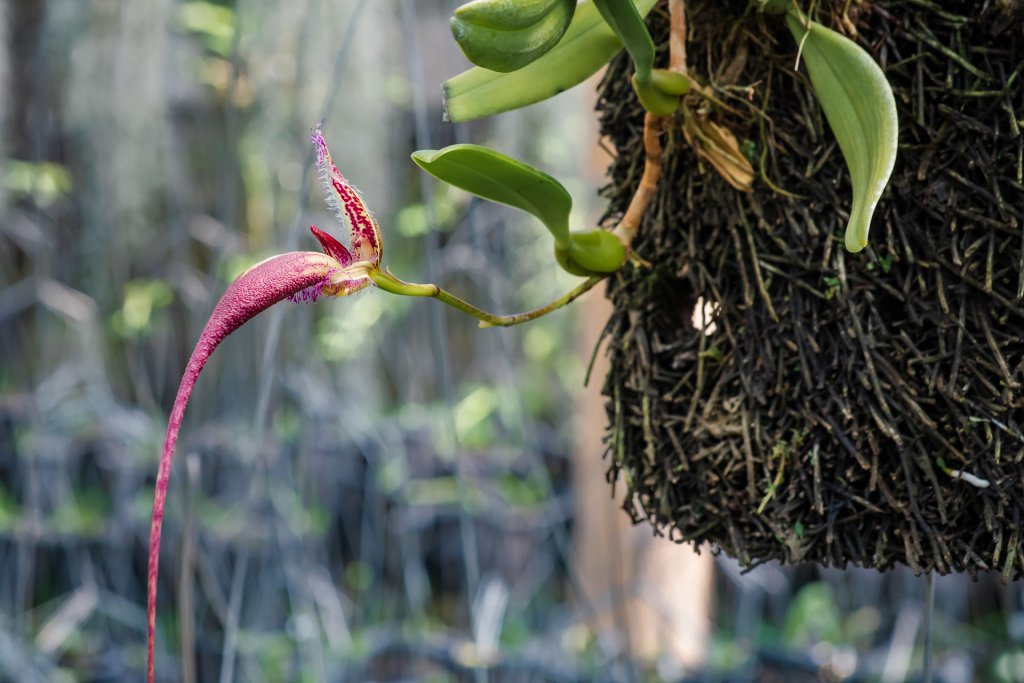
[
  {"x1": 146, "y1": 120, "x2": 604, "y2": 679},
  {"x1": 145, "y1": 126, "x2": 382, "y2": 683}
]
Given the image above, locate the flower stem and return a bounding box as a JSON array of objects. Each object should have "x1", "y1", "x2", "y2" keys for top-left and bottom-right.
[{"x1": 369, "y1": 268, "x2": 603, "y2": 328}]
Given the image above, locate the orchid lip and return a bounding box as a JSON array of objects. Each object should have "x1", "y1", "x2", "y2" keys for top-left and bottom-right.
[
  {"x1": 147, "y1": 125, "x2": 390, "y2": 683},
  {"x1": 146, "y1": 250, "x2": 346, "y2": 683},
  {"x1": 311, "y1": 123, "x2": 383, "y2": 263}
]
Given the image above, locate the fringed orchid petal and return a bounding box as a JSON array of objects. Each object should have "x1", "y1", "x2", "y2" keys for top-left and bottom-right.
[{"x1": 311, "y1": 125, "x2": 383, "y2": 263}]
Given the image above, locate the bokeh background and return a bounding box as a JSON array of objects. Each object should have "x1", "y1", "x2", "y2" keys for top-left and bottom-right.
[{"x1": 2, "y1": 1, "x2": 1024, "y2": 681}]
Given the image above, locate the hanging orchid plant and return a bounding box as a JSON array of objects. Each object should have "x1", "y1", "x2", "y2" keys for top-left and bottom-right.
[{"x1": 147, "y1": 2, "x2": 904, "y2": 679}]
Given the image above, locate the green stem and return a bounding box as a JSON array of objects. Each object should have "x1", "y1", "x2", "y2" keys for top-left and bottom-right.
[{"x1": 369, "y1": 268, "x2": 602, "y2": 328}]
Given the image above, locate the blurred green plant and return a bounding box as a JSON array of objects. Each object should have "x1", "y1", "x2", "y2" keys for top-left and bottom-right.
[
  {"x1": 496, "y1": 471, "x2": 548, "y2": 508},
  {"x1": 176, "y1": 0, "x2": 235, "y2": 57},
  {"x1": 3, "y1": 160, "x2": 72, "y2": 206},
  {"x1": 395, "y1": 191, "x2": 459, "y2": 237},
  {"x1": 52, "y1": 490, "x2": 109, "y2": 537},
  {"x1": 454, "y1": 384, "x2": 498, "y2": 447},
  {"x1": 991, "y1": 648, "x2": 1024, "y2": 683},
  {"x1": 111, "y1": 279, "x2": 175, "y2": 339},
  {"x1": 0, "y1": 489, "x2": 20, "y2": 533},
  {"x1": 344, "y1": 560, "x2": 374, "y2": 592},
  {"x1": 783, "y1": 582, "x2": 843, "y2": 647}
]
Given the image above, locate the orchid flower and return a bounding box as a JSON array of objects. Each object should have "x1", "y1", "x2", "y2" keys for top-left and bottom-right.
[
  {"x1": 145, "y1": 127, "x2": 381, "y2": 683},
  {"x1": 145, "y1": 126, "x2": 601, "y2": 682}
]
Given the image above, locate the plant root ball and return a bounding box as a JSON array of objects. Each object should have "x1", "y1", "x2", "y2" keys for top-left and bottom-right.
[{"x1": 599, "y1": 0, "x2": 1024, "y2": 577}]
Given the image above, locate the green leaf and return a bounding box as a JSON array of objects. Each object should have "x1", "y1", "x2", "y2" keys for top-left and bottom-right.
[
  {"x1": 754, "y1": 0, "x2": 788, "y2": 14},
  {"x1": 411, "y1": 144, "x2": 573, "y2": 246},
  {"x1": 593, "y1": 0, "x2": 654, "y2": 83},
  {"x1": 443, "y1": 0, "x2": 659, "y2": 122},
  {"x1": 787, "y1": 13, "x2": 898, "y2": 253},
  {"x1": 454, "y1": 0, "x2": 566, "y2": 30},
  {"x1": 450, "y1": 0, "x2": 576, "y2": 73}
]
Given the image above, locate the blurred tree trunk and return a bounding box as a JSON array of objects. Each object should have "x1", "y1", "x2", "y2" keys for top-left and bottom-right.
[
  {"x1": 572, "y1": 89, "x2": 713, "y2": 670},
  {"x1": 1, "y1": 18, "x2": 5, "y2": 222},
  {"x1": 573, "y1": 286, "x2": 713, "y2": 671}
]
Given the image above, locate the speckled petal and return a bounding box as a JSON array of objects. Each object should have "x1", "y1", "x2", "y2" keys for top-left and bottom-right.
[
  {"x1": 147, "y1": 251, "x2": 340, "y2": 683},
  {"x1": 311, "y1": 125, "x2": 383, "y2": 264}
]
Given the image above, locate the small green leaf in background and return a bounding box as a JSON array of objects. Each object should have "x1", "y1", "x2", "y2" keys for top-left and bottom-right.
[
  {"x1": 593, "y1": 0, "x2": 654, "y2": 83},
  {"x1": 784, "y1": 582, "x2": 843, "y2": 648},
  {"x1": 992, "y1": 649, "x2": 1024, "y2": 683},
  {"x1": 177, "y1": 1, "x2": 236, "y2": 57},
  {"x1": 111, "y1": 279, "x2": 175, "y2": 339},
  {"x1": 787, "y1": 12, "x2": 898, "y2": 253},
  {"x1": 3, "y1": 160, "x2": 72, "y2": 205},
  {"x1": 52, "y1": 490, "x2": 109, "y2": 537},
  {"x1": 454, "y1": 384, "x2": 498, "y2": 447},
  {"x1": 0, "y1": 489, "x2": 20, "y2": 533},
  {"x1": 412, "y1": 144, "x2": 573, "y2": 247},
  {"x1": 344, "y1": 561, "x2": 374, "y2": 592}
]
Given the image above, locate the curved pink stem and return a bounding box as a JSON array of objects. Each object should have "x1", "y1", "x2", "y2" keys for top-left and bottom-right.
[{"x1": 147, "y1": 251, "x2": 339, "y2": 683}]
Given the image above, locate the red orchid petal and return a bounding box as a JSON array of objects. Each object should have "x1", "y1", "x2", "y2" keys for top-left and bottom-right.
[
  {"x1": 147, "y1": 251, "x2": 339, "y2": 683},
  {"x1": 310, "y1": 224, "x2": 352, "y2": 266},
  {"x1": 311, "y1": 125, "x2": 383, "y2": 263}
]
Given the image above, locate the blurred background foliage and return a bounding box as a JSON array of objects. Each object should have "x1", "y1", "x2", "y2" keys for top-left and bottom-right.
[{"x1": 1, "y1": 0, "x2": 1024, "y2": 682}]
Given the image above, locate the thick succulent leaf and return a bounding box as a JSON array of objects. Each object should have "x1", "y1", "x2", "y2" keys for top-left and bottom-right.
[
  {"x1": 412, "y1": 144, "x2": 573, "y2": 246},
  {"x1": 454, "y1": 0, "x2": 566, "y2": 30},
  {"x1": 444, "y1": 0, "x2": 659, "y2": 122},
  {"x1": 451, "y1": 0, "x2": 575, "y2": 72},
  {"x1": 147, "y1": 251, "x2": 341, "y2": 683},
  {"x1": 787, "y1": 13, "x2": 898, "y2": 252},
  {"x1": 593, "y1": 0, "x2": 654, "y2": 83}
]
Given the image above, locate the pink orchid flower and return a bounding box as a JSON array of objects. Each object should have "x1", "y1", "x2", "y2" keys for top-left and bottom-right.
[
  {"x1": 145, "y1": 127, "x2": 382, "y2": 683},
  {"x1": 144, "y1": 123, "x2": 602, "y2": 681}
]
